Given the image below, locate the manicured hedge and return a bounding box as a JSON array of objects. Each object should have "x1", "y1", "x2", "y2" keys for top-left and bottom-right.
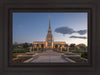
[
  {"x1": 12, "y1": 49, "x2": 29, "y2": 53},
  {"x1": 70, "y1": 49, "x2": 87, "y2": 53}
]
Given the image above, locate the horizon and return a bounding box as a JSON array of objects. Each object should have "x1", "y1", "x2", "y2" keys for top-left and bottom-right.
[{"x1": 13, "y1": 12, "x2": 88, "y2": 45}]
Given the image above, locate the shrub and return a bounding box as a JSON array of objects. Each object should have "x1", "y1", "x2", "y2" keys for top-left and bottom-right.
[
  {"x1": 12, "y1": 53, "x2": 23, "y2": 58},
  {"x1": 34, "y1": 48, "x2": 37, "y2": 51},
  {"x1": 12, "y1": 49, "x2": 29, "y2": 53},
  {"x1": 62, "y1": 48, "x2": 66, "y2": 51},
  {"x1": 81, "y1": 52, "x2": 88, "y2": 59},
  {"x1": 70, "y1": 49, "x2": 87, "y2": 53}
]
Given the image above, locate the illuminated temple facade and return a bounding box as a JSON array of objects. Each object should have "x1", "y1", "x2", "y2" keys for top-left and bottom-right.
[{"x1": 33, "y1": 16, "x2": 66, "y2": 49}]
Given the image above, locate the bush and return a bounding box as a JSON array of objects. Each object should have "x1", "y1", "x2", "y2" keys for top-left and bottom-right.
[
  {"x1": 70, "y1": 49, "x2": 87, "y2": 53},
  {"x1": 62, "y1": 48, "x2": 66, "y2": 51},
  {"x1": 12, "y1": 53, "x2": 23, "y2": 58},
  {"x1": 34, "y1": 48, "x2": 37, "y2": 51},
  {"x1": 81, "y1": 52, "x2": 88, "y2": 59},
  {"x1": 12, "y1": 49, "x2": 29, "y2": 53}
]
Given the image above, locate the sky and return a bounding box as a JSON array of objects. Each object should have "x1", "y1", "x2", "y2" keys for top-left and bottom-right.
[{"x1": 13, "y1": 12, "x2": 88, "y2": 45}]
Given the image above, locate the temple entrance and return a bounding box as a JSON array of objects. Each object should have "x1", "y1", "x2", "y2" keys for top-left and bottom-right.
[{"x1": 47, "y1": 46, "x2": 52, "y2": 49}]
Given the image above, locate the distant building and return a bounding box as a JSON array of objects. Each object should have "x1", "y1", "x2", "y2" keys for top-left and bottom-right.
[{"x1": 33, "y1": 16, "x2": 66, "y2": 49}]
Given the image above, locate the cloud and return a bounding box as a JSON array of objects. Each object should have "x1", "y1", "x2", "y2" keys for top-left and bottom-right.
[
  {"x1": 55, "y1": 27, "x2": 75, "y2": 34},
  {"x1": 55, "y1": 26, "x2": 87, "y2": 35},
  {"x1": 70, "y1": 36, "x2": 87, "y2": 39},
  {"x1": 77, "y1": 30, "x2": 87, "y2": 35}
]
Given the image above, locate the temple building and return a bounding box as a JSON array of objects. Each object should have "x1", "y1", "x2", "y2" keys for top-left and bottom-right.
[{"x1": 33, "y1": 16, "x2": 66, "y2": 49}]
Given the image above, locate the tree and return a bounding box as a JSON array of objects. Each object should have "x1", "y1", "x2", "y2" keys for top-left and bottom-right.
[
  {"x1": 69, "y1": 44, "x2": 76, "y2": 50},
  {"x1": 65, "y1": 44, "x2": 68, "y2": 47},
  {"x1": 29, "y1": 43, "x2": 33, "y2": 47},
  {"x1": 55, "y1": 44, "x2": 58, "y2": 49},
  {"x1": 41, "y1": 44, "x2": 44, "y2": 51},
  {"x1": 13, "y1": 41, "x2": 18, "y2": 48},
  {"x1": 77, "y1": 44, "x2": 87, "y2": 50},
  {"x1": 22, "y1": 42, "x2": 29, "y2": 49},
  {"x1": 55, "y1": 44, "x2": 58, "y2": 51}
]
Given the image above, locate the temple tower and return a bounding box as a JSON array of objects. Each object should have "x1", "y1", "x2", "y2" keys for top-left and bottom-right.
[{"x1": 45, "y1": 16, "x2": 54, "y2": 48}]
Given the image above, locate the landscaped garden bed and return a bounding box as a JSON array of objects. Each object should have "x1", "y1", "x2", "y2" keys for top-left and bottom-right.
[
  {"x1": 12, "y1": 49, "x2": 29, "y2": 53},
  {"x1": 12, "y1": 57, "x2": 32, "y2": 63},
  {"x1": 12, "y1": 51, "x2": 37, "y2": 63},
  {"x1": 69, "y1": 49, "x2": 87, "y2": 53},
  {"x1": 12, "y1": 53, "x2": 24, "y2": 58},
  {"x1": 68, "y1": 57, "x2": 87, "y2": 63}
]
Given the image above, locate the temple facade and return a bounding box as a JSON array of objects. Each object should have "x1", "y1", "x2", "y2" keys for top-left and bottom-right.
[{"x1": 33, "y1": 16, "x2": 66, "y2": 49}]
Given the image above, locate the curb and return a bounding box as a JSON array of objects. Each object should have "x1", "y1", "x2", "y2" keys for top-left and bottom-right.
[{"x1": 24, "y1": 54, "x2": 39, "y2": 63}]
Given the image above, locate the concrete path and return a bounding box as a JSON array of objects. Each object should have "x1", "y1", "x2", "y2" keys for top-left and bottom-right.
[{"x1": 30, "y1": 50, "x2": 68, "y2": 63}]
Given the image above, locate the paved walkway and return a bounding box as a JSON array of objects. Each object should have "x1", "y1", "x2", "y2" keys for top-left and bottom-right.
[{"x1": 31, "y1": 50, "x2": 68, "y2": 63}]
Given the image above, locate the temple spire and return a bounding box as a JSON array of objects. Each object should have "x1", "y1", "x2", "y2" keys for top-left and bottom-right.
[{"x1": 49, "y1": 15, "x2": 51, "y2": 29}]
